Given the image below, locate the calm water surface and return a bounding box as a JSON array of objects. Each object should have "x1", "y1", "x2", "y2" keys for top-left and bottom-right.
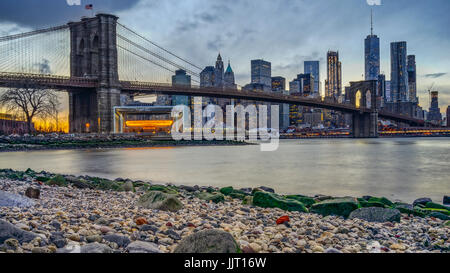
[{"x1": 0, "y1": 138, "x2": 449, "y2": 203}]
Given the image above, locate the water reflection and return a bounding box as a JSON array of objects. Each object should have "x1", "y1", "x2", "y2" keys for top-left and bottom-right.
[{"x1": 0, "y1": 138, "x2": 448, "y2": 203}]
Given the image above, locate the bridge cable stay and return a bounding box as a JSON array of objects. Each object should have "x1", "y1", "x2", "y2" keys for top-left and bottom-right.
[
  {"x1": 0, "y1": 25, "x2": 70, "y2": 78},
  {"x1": 117, "y1": 23, "x2": 202, "y2": 71},
  {"x1": 116, "y1": 23, "x2": 201, "y2": 84}
]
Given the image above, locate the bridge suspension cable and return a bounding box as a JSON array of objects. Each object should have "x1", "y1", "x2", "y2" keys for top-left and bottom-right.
[
  {"x1": 117, "y1": 23, "x2": 202, "y2": 71},
  {"x1": 116, "y1": 23, "x2": 201, "y2": 84},
  {"x1": 0, "y1": 25, "x2": 70, "y2": 77}
]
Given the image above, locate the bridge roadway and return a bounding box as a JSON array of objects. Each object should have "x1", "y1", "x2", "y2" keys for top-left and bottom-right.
[{"x1": 0, "y1": 72, "x2": 425, "y2": 126}]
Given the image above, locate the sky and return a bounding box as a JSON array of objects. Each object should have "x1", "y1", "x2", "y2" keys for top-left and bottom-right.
[{"x1": 0, "y1": 0, "x2": 449, "y2": 113}]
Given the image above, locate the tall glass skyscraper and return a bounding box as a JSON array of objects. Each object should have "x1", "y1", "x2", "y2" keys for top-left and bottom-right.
[
  {"x1": 251, "y1": 59, "x2": 272, "y2": 92},
  {"x1": 390, "y1": 41, "x2": 409, "y2": 102},
  {"x1": 304, "y1": 61, "x2": 320, "y2": 94},
  {"x1": 365, "y1": 10, "x2": 380, "y2": 81},
  {"x1": 428, "y1": 91, "x2": 442, "y2": 123},
  {"x1": 325, "y1": 51, "x2": 342, "y2": 100},
  {"x1": 407, "y1": 55, "x2": 417, "y2": 102},
  {"x1": 171, "y1": 69, "x2": 191, "y2": 106},
  {"x1": 303, "y1": 61, "x2": 320, "y2": 94}
]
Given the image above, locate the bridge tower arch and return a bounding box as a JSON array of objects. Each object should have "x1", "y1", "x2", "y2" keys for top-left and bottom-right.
[
  {"x1": 349, "y1": 80, "x2": 379, "y2": 138},
  {"x1": 68, "y1": 14, "x2": 121, "y2": 133},
  {"x1": 355, "y1": 90, "x2": 361, "y2": 108}
]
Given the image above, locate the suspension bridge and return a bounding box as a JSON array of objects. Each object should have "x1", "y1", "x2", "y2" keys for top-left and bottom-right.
[{"x1": 0, "y1": 14, "x2": 425, "y2": 137}]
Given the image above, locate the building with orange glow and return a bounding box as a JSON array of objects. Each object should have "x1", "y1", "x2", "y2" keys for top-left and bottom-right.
[
  {"x1": 113, "y1": 105, "x2": 174, "y2": 134},
  {"x1": 0, "y1": 113, "x2": 33, "y2": 135},
  {"x1": 325, "y1": 51, "x2": 342, "y2": 100}
]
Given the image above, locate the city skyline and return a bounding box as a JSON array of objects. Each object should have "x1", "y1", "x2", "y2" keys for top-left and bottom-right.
[{"x1": 0, "y1": 0, "x2": 449, "y2": 113}]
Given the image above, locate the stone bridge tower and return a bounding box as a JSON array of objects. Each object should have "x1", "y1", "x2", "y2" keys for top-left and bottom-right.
[
  {"x1": 349, "y1": 80, "x2": 379, "y2": 138},
  {"x1": 68, "y1": 14, "x2": 121, "y2": 133}
]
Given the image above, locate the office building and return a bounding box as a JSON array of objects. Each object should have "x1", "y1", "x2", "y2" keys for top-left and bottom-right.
[
  {"x1": 365, "y1": 9, "x2": 380, "y2": 81},
  {"x1": 447, "y1": 106, "x2": 450, "y2": 127},
  {"x1": 171, "y1": 69, "x2": 191, "y2": 106},
  {"x1": 224, "y1": 61, "x2": 237, "y2": 89},
  {"x1": 390, "y1": 41, "x2": 409, "y2": 102},
  {"x1": 296, "y1": 73, "x2": 315, "y2": 97},
  {"x1": 428, "y1": 91, "x2": 442, "y2": 123},
  {"x1": 272, "y1": 77, "x2": 286, "y2": 92},
  {"x1": 304, "y1": 61, "x2": 320, "y2": 94},
  {"x1": 407, "y1": 55, "x2": 417, "y2": 102},
  {"x1": 251, "y1": 59, "x2": 272, "y2": 92},
  {"x1": 325, "y1": 51, "x2": 342, "y2": 100}
]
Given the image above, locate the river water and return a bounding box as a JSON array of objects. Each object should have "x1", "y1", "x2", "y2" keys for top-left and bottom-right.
[{"x1": 0, "y1": 138, "x2": 449, "y2": 203}]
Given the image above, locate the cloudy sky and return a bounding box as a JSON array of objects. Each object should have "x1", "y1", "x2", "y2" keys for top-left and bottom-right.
[{"x1": 0, "y1": 0, "x2": 449, "y2": 112}]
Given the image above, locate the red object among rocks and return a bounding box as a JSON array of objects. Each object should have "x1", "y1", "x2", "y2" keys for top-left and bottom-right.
[
  {"x1": 135, "y1": 217, "x2": 148, "y2": 225},
  {"x1": 276, "y1": 216, "x2": 290, "y2": 225},
  {"x1": 166, "y1": 222, "x2": 173, "y2": 227},
  {"x1": 187, "y1": 223, "x2": 196, "y2": 228}
]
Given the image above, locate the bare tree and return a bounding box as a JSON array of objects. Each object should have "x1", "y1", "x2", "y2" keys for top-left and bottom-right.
[
  {"x1": 46, "y1": 94, "x2": 61, "y2": 132},
  {"x1": 0, "y1": 81, "x2": 60, "y2": 134}
]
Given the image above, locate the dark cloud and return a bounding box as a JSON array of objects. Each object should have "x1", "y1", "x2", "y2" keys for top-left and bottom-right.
[
  {"x1": 424, "y1": 73, "x2": 447, "y2": 78},
  {"x1": 198, "y1": 12, "x2": 218, "y2": 23},
  {"x1": 176, "y1": 21, "x2": 200, "y2": 33},
  {"x1": 175, "y1": 10, "x2": 221, "y2": 33},
  {"x1": 0, "y1": 0, "x2": 139, "y2": 28},
  {"x1": 207, "y1": 35, "x2": 225, "y2": 51}
]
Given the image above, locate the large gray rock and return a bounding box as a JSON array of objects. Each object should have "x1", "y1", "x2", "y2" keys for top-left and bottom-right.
[
  {"x1": 0, "y1": 219, "x2": 39, "y2": 244},
  {"x1": 65, "y1": 176, "x2": 92, "y2": 189},
  {"x1": 123, "y1": 181, "x2": 134, "y2": 192},
  {"x1": 80, "y1": 242, "x2": 114, "y2": 253},
  {"x1": 103, "y1": 234, "x2": 131, "y2": 248},
  {"x1": 349, "y1": 207, "x2": 401, "y2": 223},
  {"x1": 126, "y1": 241, "x2": 162, "y2": 253},
  {"x1": 413, "y1": 197, "x2": 432, "y2": 207},
  {"x1": 444, "y1": 196, "x2": 450, "y2": 205},
  {"x1": 173, "y1": 229, "x2": 240, "y2": 253},
  {"x1": 137, "y1": 191, "x2": 183, "y2": 212},
  {"x1": 429, "y1": 212, "x2": 450, "y2": 221},
  {"x1": 25, "y1": 187, "x2": 40, "y2": 199},
  {"x1": 0, "y1": 190, "x2": 35, "y2": 208}
]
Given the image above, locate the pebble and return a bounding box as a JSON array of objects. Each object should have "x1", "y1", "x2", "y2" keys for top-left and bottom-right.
[{"x1": 0, "y1": 177, "x2": 448, "y2": 253}]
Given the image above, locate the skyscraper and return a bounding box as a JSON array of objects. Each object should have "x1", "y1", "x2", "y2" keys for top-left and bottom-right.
[
  {"x1": 289, "y1": 80, "x2": 301, "y2": 94},
  {"x1": 377, "y1": 74, "x2": 386, "y2": 107},
  {"x1": 447, "y1": 106, "x2": 450, "y2": 127},
  {"x1": 390, "y1": 41, "x2": 409, "y2": 102},
  {"x1": 200, "y1": 66, "x2": 215, "y2": 87},
  {"x1": 428, "y1": 91, "x2": 442, "y2": 123},
  {"x1": 365, "y1": 9, "x2": 380, "y2": 81},
  {"x1": 296, "y1": 73, "x2": 315, "y2": 97},
  {"x1": 214, "y1": 53, "x2": 224, "y2": 87},
  {"x1": 171, "y1": 69, "x2": 191, "y2": 106},
  {"x1": 271, "y1": 77, "x2": 286, "y2": 92},
  {"x1": 385, "y1": 80, "x2": 391, "y2": 102},
  {"x1": 304, "y1": 61, "x2": 320, "y2": 94},
  {"x1": 251, "y1": 59, "x2": 272, "y2": 92},
  {"x1": 325, "y1": 51, "x2": 342, "y2": 100},
  {"x1": 271, "y1": 77, "x2": 289, "y2": 129},
  {"x1": 224, "y1": 60, "x2": 237, "y2": 89},
  {"x1": 407, "y1": 55, "x2": 417, "y2": 102}
]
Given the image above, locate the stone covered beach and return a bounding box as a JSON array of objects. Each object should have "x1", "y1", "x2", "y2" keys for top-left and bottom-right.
[
  {"x1": 0, "y1": 134, "x2": 248, "y2": 152},
  {"x1": 0, "y1": 169, "x2": 449, "y2": 253}
]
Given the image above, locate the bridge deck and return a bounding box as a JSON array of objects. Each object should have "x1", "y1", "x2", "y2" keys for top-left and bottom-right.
[{"x1": 0, "y1": 72, "x2": 425, "y2": 126}]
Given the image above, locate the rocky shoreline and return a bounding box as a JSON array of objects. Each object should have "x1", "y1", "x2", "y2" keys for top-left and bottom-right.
[
  {"x1": 0, "y1": 169, "x2": 449, "y2": 253},
  {"x1": 0, "y1": 134, "x2": 248, "y2": 152}
]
